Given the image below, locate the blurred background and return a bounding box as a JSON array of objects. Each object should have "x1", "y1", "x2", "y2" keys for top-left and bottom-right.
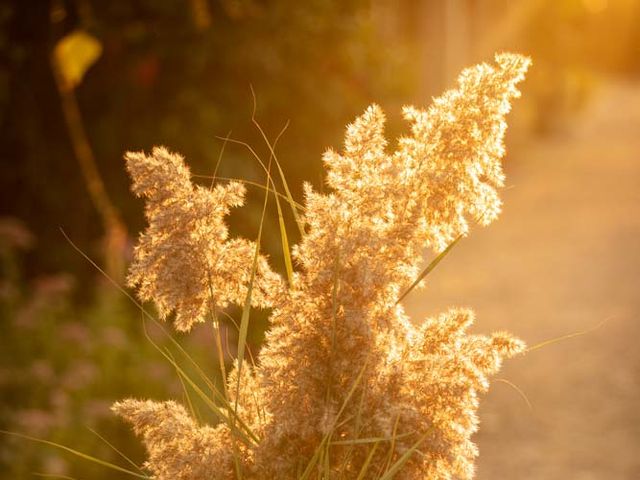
[{"x1": 1, "y1": 0, "x2": 639, "y2": 478}]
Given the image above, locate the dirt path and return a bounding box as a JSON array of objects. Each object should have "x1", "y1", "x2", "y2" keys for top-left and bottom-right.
[{"x1": 405, "y1": 80, "x2": 640, "y2": 479}]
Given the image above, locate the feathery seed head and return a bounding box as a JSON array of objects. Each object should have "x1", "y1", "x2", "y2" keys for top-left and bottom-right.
[
  {"x1": 116, "y1": 53, "x2": 530, "y2": 479},
  {"x1": 125, "y1": 147, "x2": 282, "y2": 331}
]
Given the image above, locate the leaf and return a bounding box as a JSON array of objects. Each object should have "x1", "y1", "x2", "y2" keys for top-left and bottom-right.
[
  {"x1": 355, "y1": 442, "x2": 380, "y2": 480},
  {"x1": 300, "y1": 360, "x2": 369, "y2": 480},
  {"x1": 53, "y1": 30, "x2": 102, "y2": 90},
  {"x1": 249, "y1": 87, "x2": 306, "y2": 237},
  {"x1": 395, "y1": 234, "x2": 463, "y2": 305},
  {"x1": 0, "y1": 430, "x2": 150, "y2": 479},
  {"x1": 377, "y1": 433, "x2": 428, "y2": 480}
]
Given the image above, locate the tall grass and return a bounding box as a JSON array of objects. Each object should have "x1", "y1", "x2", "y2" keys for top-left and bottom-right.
[{"x1": 6, "y1": 53, "x2": 532, "y2": 480}]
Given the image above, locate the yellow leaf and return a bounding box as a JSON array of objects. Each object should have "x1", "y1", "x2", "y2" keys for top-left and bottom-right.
[{"x1": 53, "y1": 30, "x2": 102, "y2": 90}]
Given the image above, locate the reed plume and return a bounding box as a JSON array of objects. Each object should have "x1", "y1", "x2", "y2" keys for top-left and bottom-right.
[{"x1": 114, "y1": 52, "x2": 530, "y2": 479}]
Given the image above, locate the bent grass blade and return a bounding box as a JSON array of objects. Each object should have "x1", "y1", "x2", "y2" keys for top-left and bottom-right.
[
  {"x1": 300, "y1": 360, "x2": 369, "y2": 480},
  {"x1": 396, "y1": 234, "x2": 463, "y2": 305},
  {"x1": 0, "y1": 430, "x2": 150, "y2": 479},
  {"x1": 61, "y1": 230, "x2": 259, "y2": 447}
]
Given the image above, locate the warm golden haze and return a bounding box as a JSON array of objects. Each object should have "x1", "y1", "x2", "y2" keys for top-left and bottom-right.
[
  {"x1": 4, "y1": 2, "x2": 640, "y2": 478},
  {"x1": 115, "y1": 53, "x2": 529, "y2": 479}
]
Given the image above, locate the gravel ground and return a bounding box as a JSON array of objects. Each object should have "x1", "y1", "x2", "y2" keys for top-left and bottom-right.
[{"x1": 405, "y1": 80, "x2": 640, "y2": 480}]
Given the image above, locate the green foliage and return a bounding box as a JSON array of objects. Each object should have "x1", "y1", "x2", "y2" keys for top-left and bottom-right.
[
  {"x1": 0, "y1": 220, "x2": 226, "y2": 479},
  {"x1": 0, "y1": 0, "x2": 414, "y2": 287}
]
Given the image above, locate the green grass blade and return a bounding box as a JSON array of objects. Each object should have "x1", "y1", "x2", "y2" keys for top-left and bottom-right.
[
  {"x1": 230, "y1": 142, "x2": 273, "y2": 480},
  {"x1": 300, "y1": 360, "x2": 369, "y2": 479},
  {"x1": 321, "y1": 440, "x2": 331, "y2": 480},
  {"x1": 338, "y1": 380, "x2": 368, "y2": 477},
  {"x1": 87, "y1": 427, "x2": 145, "y2": 474},
  {"x1": 325, "y1": 252, "x2": 341, "y2": 404},
  {"x1": 355, "y1": 442, "x2": 380, "y2": 480},
  {"x1": 193, "y1": 175, "x2": 305, "y2": 212},
  {"x1": 211, "y1": 129, "x2": 300, "y2": 289},
  {"x1": 249, "y1": 86, "x2": 305, "y2": 237},
  {"x1": 233, "y1": 148, "x2": 272, "y2": 437},
  {"x1": 214, "y1": 134, "x2": 305, "y2": 237},
  {"x1": 166, "y1": 348, "x2": 200, "y2": 421},
  {"x1": 140, "y1": 321, "x2": 258, "y2": 446},
  {"x1": 396, "y1": 234, "x2": 463, "y2": 305},
  {"x1": 33, "y1": 473, "x2": 79, "y2": 480},
  {"x1": 60, "y1": 230, "x2": 260, "y2": 441},
  {"x1": 377, "y1": 433, "x2": 428, "y2": 480},
  {"x1": 264, "y1": 120, "x2": 295, "y2": 287},
  {"x1": 210, "y1": 130, "x2": 231, "y2": 189},
  {"x1": 299, "y1": 432, "x2": 328, "y2": 479},
  {"x1": 330, "y1": 431, "x2": 414, "y2": 446},
  {"x1": 61, "y1": 216, "x2": 261, "y2": 464},
  {"x1": 233, "y1": 187, "x2": 268, "y2": 412},
  {"x1": 61, "y1": 229, "x2": 221, "y2": 396},
  {"x1": 221, "y1": 113, "x2": 295, "y2": 286},
  {"x1": 382, "y1": 414, "x2": 401, "y2": 473},
  {"x1": 174, "y1": 356, "x2": 256, "y2": 445},
  {"x1": 0, "y1": 431, "x2": 150, "y2": 479},
  {"x1": 205, "y1": 270, "x2": 230, "y2": 401},
  {"x1": 274, "y1": 189, "x2": 294, "y2": 286},
  {"x1": 271, "y1": 155, "x2": 305, "y2": 236},
  {"x1": 334, "y1": 360, "x2": 368, "y2": 428}
]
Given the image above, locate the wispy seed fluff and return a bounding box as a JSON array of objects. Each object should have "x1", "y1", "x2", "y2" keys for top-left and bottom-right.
[
  {"x1": 125, "y1": 147, "x2": 283, "y2": 331},
  {"x1": 114, "y1": 53, "x2": 530, "y2": 479}
]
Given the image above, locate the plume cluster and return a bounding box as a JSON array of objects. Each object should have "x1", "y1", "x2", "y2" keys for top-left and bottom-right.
[
  {"x1": 114, "y1": 53, "x2": 530, "y2": 479},
  {"x1": 125, "y1": 147, "x2": 283, "y2": 331}
]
